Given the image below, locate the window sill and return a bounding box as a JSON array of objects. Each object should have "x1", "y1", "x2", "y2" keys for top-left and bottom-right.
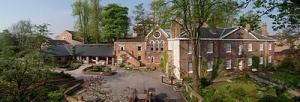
[
  {"x1": 207, "y1": 69, "x2": 213, "y2": 72},
  {"x1": 226, "y1": 51, "x2": 231, "y2": 53},
  {"x1": 226, "y1": 67, "x2": 231, "y2": 69},
  {"x1": 188, "y1": 71, "x2": 193, "y2": 73},
  {"x1": 207, "y1": 52, "x2": 213, "y2": 54},
  {"x1": 188, "y1": 53, "x2": 192, "y2": 54}
]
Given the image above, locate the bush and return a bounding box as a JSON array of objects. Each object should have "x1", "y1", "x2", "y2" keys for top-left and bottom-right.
[
  {"x1": 200, "y1": 78, "x2": 211, "y2": 88},
  {"x1": 119, "y1": 63, "x2": 125, "y2": 68},
  {"x1": 277, "y1": 58, "x2": 295, "y2": 71},
  {"x1": 252, "y1": 56, "x2": 260, "y2": 69}
]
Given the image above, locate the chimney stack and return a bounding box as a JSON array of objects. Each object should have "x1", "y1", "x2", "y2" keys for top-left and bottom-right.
[
  {"x1": 171, "y1": 17, "x2": 181, "y2": 38},
  {"x1": 260, "y1": 23, "x2": 268, "y2": 36},
  {"x1": 245, "y1": 23, "x2": 251, "y2": 31}
]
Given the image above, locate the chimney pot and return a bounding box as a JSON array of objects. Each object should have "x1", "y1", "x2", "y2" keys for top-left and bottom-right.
[
  {"x1": 261, "y1": 23, "x2": 268, "y2": 36},
  {"x1": 245, "y1": 23, "x2": 251, "y2": 31}
]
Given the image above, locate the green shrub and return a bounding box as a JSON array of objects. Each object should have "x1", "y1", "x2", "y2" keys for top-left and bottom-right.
[
  {"x1": 119, "y1": 63, "x2": 125, "y2": 68},
  {"x1": 104, "y1": 67, "x2": 112, "y2": 73},
  {"x1": 252, "y1": 56, "x2": 260, "y2": 69},
  {"x1": 200, "y1": 78, "x2": 211, "y2": 88},
  {"x1": 277, "y1": 58, "x2": 295, "y2": 71}
]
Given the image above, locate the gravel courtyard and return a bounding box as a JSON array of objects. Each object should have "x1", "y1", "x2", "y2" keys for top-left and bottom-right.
[{"x1": 102, "y1": 69, "x2": 184, "y2": 102}]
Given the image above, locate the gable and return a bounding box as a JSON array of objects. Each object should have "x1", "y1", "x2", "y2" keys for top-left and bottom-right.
[{"x1": 222, "y1": 29, "x2": 258, "y2": 40}]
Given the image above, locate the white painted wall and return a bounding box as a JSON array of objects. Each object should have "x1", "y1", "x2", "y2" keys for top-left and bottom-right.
[{"x1": 168, "y1": 39, "x2": 181, "y2": 79}]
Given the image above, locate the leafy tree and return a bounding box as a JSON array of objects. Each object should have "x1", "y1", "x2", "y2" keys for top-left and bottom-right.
[
  {"x1": 0, "y1": 20, "x2": 59, "y2": 102},
  {"x1": 250, "y1": 0, "x2": 300, "y2": 30},
  {"x1": 133, "y1": 18, "x2": 156, "y2": 38},
  {"x1": 89, "y1": 0, "x2": 102, "y2": 43},
  {"x1": 102, "y1": 3, "x2": 130, "y2": 41},
  {"x1": 73, "y1": 0, "x2": 91, "y2": 43},
  {"x1": 150, "y1": 0, "x2": 173, "y2": 29},
  {"x1": 169, "y1": 0, "x2": 242, "y2": 92},
  {"x1": 239, "y1": 11, "x2": 261, "y2": 31}
]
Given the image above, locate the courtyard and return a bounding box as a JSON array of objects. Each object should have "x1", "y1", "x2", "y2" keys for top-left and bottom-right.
[{"x1": 62, "y1": 65, "x2": 184, "y2": 101}]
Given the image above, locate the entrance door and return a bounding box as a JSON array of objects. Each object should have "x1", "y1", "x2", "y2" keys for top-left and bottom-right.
[{"x1": 238, "y1": 60, "x2": 244, "y2": 70}]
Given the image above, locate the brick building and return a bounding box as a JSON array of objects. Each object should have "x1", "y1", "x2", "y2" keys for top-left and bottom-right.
[
  {"x1": 168, "y1": 26, "x2": 275, "y2": 79},
  {"x1": 114, "y1": 22, "x2": 275, "y2": 79},
  {"x1": 55, "y1": 30, "x2": 83, "y2": 46},
  {"x1": 114, "y1": 25, "x2": 170, "y2": 68}
]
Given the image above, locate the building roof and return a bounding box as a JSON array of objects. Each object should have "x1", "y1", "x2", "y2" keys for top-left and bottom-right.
[
  {"x1": 48, "y1": 40, "x2": 70, "y2": 45},
  {"x1": 43, "y1": 44, "x2": 73, "y2": 57},
  {"x1": 116, "y1": 37, "x2": 145, "y2": 42},
  {"x1": 65, "y1": 30, "x2": 76, "y2": 35},
  {"x1": 179, "y1": 26, "x2": 274, "y2": 41},
  {"x1": 75, "y1": 44, "x2": 113, "y2": 57}
]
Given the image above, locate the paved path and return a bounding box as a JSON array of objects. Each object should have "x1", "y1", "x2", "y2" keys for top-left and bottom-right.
[
  {"x1": 103, "y1": 69, "x2": 184, "y2": 102},
  {"x1": 64, "y1": 64, "x2": 97, "y2": 80}
]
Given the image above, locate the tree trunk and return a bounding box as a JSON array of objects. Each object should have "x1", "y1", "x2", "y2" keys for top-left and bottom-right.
[{"x1": 191, "y1": 30, "x2": 201, "y2": 92}]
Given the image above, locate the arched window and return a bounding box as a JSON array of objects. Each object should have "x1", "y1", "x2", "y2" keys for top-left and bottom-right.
[
  {"x1": 150, "y1": 40, "x2": 154, "y2": 51},
  {"x1": 155, "y1": 40, "x2": 160, "y2": 51},
  {"x1": 160, "y1": 41, "x2": 164, "y2": 51}
]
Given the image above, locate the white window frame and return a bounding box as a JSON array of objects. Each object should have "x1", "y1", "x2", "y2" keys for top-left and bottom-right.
[
  {"x1": 260, "y1": 57, "x2": 264, "y2": 64},
  {"x1": 238, "y1": 45, "x2": 243, "y2": 55},
  {"x1": 268, "y1": 43, "x2": 272, "y2": 50},
  {"x1": 188, "y1": 42, "x2": 192, "y2": 54},
  {"x1": 226, "y1": 60, "x2": 232, "y2": 69},
  {"x1": 248, "y1": 43, "x2": 253, "y2": 52},
  {"x1": 188, "y1": 63, "x2": 193, "y2": 73},
  {"x1": 207, "y1": 61, "x2": 213, "y2": 71},
  {"x1": 248, "y1": 58, "x2": 252, "y2": 66},
  {"x1": 226, "y1": 43, "x2": 232, "y2": 53},
  {"x1": 207, "y1": 43, "x2": 213, "y2": 54},
  {"x1": 268, "y1": 56, "x2": 272, "y2": 63},
  {"x1": 260, "y1": 43, "x2": 264, "y2": 51}
]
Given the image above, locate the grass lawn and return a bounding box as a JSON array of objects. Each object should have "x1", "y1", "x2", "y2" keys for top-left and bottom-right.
[
  {"x1": 263, "y1": 71, "x2": 300, "y2": 88},
  {"x1": 200, "y1": 78, "x2": 280, "y2": 102}
]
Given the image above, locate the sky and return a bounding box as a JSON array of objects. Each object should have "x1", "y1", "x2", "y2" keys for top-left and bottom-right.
[{"x1": 0, "y1": 0, "x2": 275, "y2": 38}]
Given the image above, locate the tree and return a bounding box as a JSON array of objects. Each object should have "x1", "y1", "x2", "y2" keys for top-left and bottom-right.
[
  {"x1": 133, "y1": 3, "x2": 145, "y2": 23},
  {"x1": 239, "y1": 11, "x2": 261, "y2": 31},
  {"x1": 170, "y1": 0, "x2": 241, "y2": 92},
  {"x1": 73, "y1": 0, "x2": 90, "y2": 43},
  {"x1": 102, "y1": 3, "x2": 130, "y2": 41},
  {"x1": 89, "y1": 0, "x2": 102, "y2": 43},
  {"x1": 251, "y1": 0, "x2": 300, "y2": 30},
  {"x1": 150, "y1": 0, "x2": 173, "y2": 29},
  {"x1": 0, "y1": 20, "x2": 58, "y2": 102}
]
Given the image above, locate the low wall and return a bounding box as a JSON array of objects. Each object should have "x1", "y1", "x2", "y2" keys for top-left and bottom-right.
[{"x1": 64, "y1": 80, "x2": 84, "y2": 102}]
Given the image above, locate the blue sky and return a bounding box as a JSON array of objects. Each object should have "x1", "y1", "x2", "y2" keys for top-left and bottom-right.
[{"x1": 0, "y1": 0, "x2": 275, "y2": 37}]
